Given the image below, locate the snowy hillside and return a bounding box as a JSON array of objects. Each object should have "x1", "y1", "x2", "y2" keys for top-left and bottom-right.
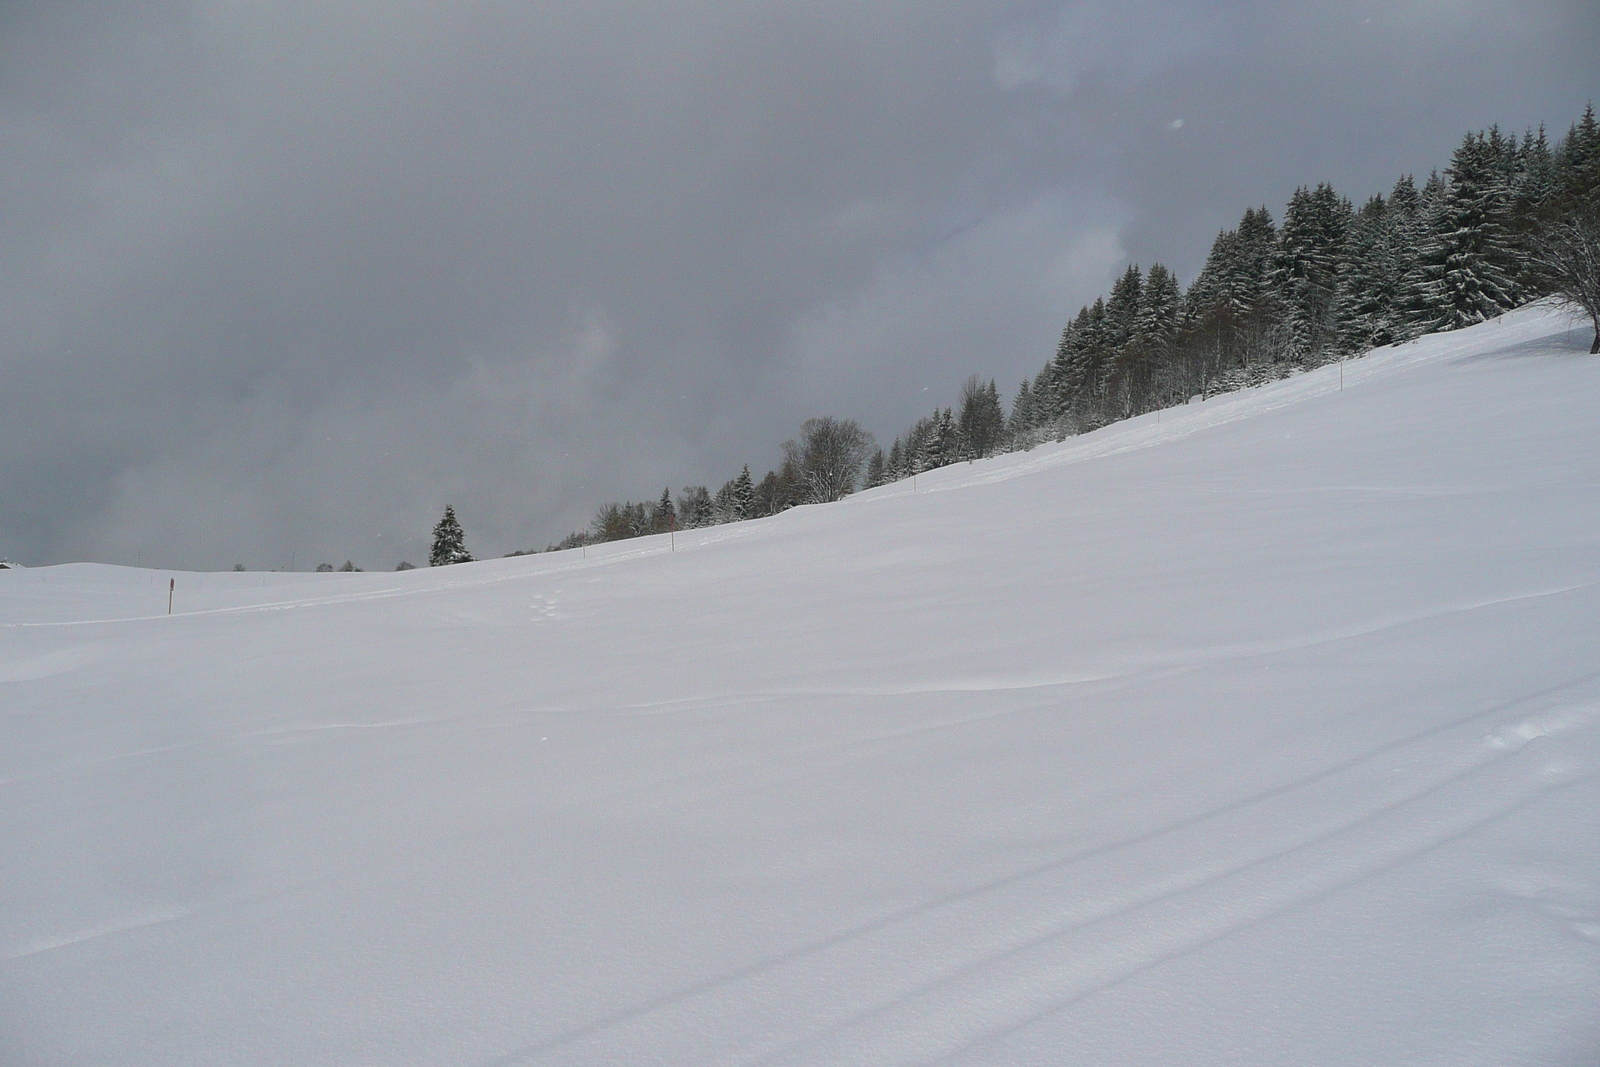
[{"x1": 3, "y1": 304, "x2": 1599, "y2": 1066}]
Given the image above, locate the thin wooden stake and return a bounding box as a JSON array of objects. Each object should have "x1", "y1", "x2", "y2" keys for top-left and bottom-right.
[{"x1": 168, "y1": 578, "x2": 174, "y2": 615}]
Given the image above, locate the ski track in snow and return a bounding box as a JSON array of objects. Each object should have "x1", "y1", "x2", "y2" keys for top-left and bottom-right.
[{"x1": 482, "y1": 677, "x2": 1600, "y2": 1066}]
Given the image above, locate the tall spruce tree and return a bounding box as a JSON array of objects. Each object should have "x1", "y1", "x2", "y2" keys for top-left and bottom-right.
[
  {"x1": 1057, "y1": 298, "x2": 1109, "y2": 427},
  {"x1": 731, "y1": 464, "x2": 756, "y2": 518},
  {"x1": 1335, "y1": 193, "x2": 1411, "y2": 353},
  {"x1": 1185, "y1": 207, "x2": 1278, "y2": 373},
  {"x1": 1128, "y1": 262, "x2": 1182, "y2": 408},
  {"x1": 863, "y1": 447, "x2": 886, "y2": 488},
  {"x1": 1511, "y1": 127, "x2": 1558, "y2": 282},
  {"x1": 1415, "y1": 134, "x2": 1522, "y2": 329},
  {"x1": 1271, "y1": 183, "x2": 1352, "y2": 363},
  {"x1": 1556, "y1": 104, "x2": 1600, "y2": 208},
  {"x1": 654, "y1": 488, "x2": 676, "y2": 533},
  {"x1": 884, "y1": 439, "x2": 906, "y2": 481},
  {"x1": 429, "y1": 506, "x2": 473, "y2": 566},
  {"x1": 1006, "y1": 377, "x2": 1035, "y2": 443},
  {"x1": 956, "y1": 376, "x2": 1005, "y2": 459}
]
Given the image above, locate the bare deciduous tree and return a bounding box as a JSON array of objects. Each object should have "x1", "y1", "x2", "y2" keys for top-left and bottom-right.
[
  {"x1": 1533, "y1": 206, "x2": 1600, "y2": 353},
  {"x1": 781, "y1": 417, "x2": 875, "y2": 504}
]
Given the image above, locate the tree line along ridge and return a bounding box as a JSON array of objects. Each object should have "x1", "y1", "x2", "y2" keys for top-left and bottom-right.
[{"x1": 407, "y1": 108, "x2": 1598, "y2": 569}]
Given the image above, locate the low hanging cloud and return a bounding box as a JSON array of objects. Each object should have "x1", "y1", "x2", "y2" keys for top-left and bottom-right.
[
  {"x1": 778, "y1": 193, "x2": 1130, "y2": 431},
  {"x1": 992, "y1": 0, "x2": 1233, "y2": 95}
]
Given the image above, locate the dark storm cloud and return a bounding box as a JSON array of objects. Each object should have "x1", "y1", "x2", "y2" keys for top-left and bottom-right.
[{"x1": 2, "y1": 1, "x2": 1595, "y2": 568}]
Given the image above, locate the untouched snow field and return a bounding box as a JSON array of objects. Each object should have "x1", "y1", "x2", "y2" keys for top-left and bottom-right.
[{"x1": 4, "y1": 304, "x2": 1600, "y2": 1066}]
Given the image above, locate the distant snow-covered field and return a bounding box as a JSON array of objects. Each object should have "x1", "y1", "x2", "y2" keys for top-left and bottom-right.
[{"x1": 3, "y1": 304, "x2": 1598, "y2": 1065}]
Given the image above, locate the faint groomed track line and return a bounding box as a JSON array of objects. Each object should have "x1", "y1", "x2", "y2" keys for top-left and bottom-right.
[
  {"x1": 746, "y1": 731, "x2": 1596, "y2": 1067},
  {"x1": 475, "y1": 669, "x2": 1600, "y2": 1066},
  {"x1": 588, "y1": 590, "x2": 1600, "y2": 819},
  {"x1": 923, "y1": 782, "x2": 1585, "y2": 1067}
]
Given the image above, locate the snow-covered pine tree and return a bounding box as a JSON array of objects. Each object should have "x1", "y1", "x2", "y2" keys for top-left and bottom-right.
[
  {"x1": 1397, "y1": 171, "x2": 1451, "y2": 332},
  {"x1": 753, "y1": 470, "x2": 784, "y2": 516},
  {"x1": 935, "y1": 408, "x2": 957, "y2": 466},
  {"x1": 654, "y1": 488, "x2": 676, "y2": 533},
  {"x1": 1030, "y1": 347, "x2": 1063, "y2": 431},
  {"x1": 898, "y1": 420, "x2": 925, "y2": 475},
  {"x1": 1335, "y1": 194, "x2": 1400, "y2": 353},
  {"x1": 1511, "y1": 127, "x2": 1559, "y2": 296},
  {"x1": 731, "y1": 464, "x2": 755, "y2": 519},
  {"x1": 1270, "y1": 183, "x2": 1351, "y2": 364},
  {"x1": 429, "y1": 506, "x2": 474, "y2": 566},
  {"x1": 677, "y1": 486, "x2": 713, "y2": 528},
  {"x1": 864, "y1": 447, "x2": 886, "y2": 488},
  {"x1": 1005, "y1": 376, "x2": 1036, "y2": 448},
  {"x1": 1183, "y1": 207, "x2": 1278, "y2": 374},
  {"x1": 904, "y1": 409, "x2": 955, "y2": 473},
  {"x1": 1056, "y1": 299, "x2": 1109, "y2": 429},
  {"x1": 1556, "y1": 104, "x2": 1600, "y2": 208},
  {"x1": 1105, "y1": 266, "x2": 1143, "y2": 348},
  {"x1": 956, "y1": 376, "x2": 1005, "y2": 459},
  {"x1": 1413, "y1": 134, "x2": 1522, "y2": 330},
  {"x1": 912, "y1": 413, "x2": 941, "y2": 472},
  {"x1": 1515, "y1": 127, "x2": 1558, "y2": 215},
  {"x1": 1127, "y1": 262, "x2": 1182, "y2": 409},
  {"x1": 1099, "y1": 265, "x2": 1147, "y2": 418},
  {"x1": 711, "y1": 479, "x2": 737, "y2": 522},
  {"x1": 628, "y1": 502, "x2": 653, "y2": 537},
  {"x1": 753, "y1": 460, "x2": 800, "y2": 515},
  {"x1": 1384, "y1": 174, "x2": 1429, "y2": 343},
  {"x1": 884, "y1": 439, "x2": 905, "y2": 482}
]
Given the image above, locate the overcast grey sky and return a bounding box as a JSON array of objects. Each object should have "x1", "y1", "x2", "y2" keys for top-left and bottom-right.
[{"x1": 3, "y1": 1, "x2": 1596, "y2": 569}]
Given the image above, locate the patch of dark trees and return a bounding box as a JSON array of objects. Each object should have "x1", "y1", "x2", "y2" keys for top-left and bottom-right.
[{"x1": 520, "y1": 107, "x2": 1600, "y2": 557}]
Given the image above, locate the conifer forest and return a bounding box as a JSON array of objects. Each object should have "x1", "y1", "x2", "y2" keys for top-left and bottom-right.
[{"x1": 504, "y1": 107, "x2": 1598, "y2": 557}]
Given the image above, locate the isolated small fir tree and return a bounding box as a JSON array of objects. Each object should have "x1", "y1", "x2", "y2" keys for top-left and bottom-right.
[{"x1": 429, "y1": 506, "x2": 474, "y2": 566}]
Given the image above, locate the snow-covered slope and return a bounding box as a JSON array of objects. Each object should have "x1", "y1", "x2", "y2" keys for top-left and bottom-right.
[{"x1": 3, "y1": 304, "x2": 1598, "y2": 1066}]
